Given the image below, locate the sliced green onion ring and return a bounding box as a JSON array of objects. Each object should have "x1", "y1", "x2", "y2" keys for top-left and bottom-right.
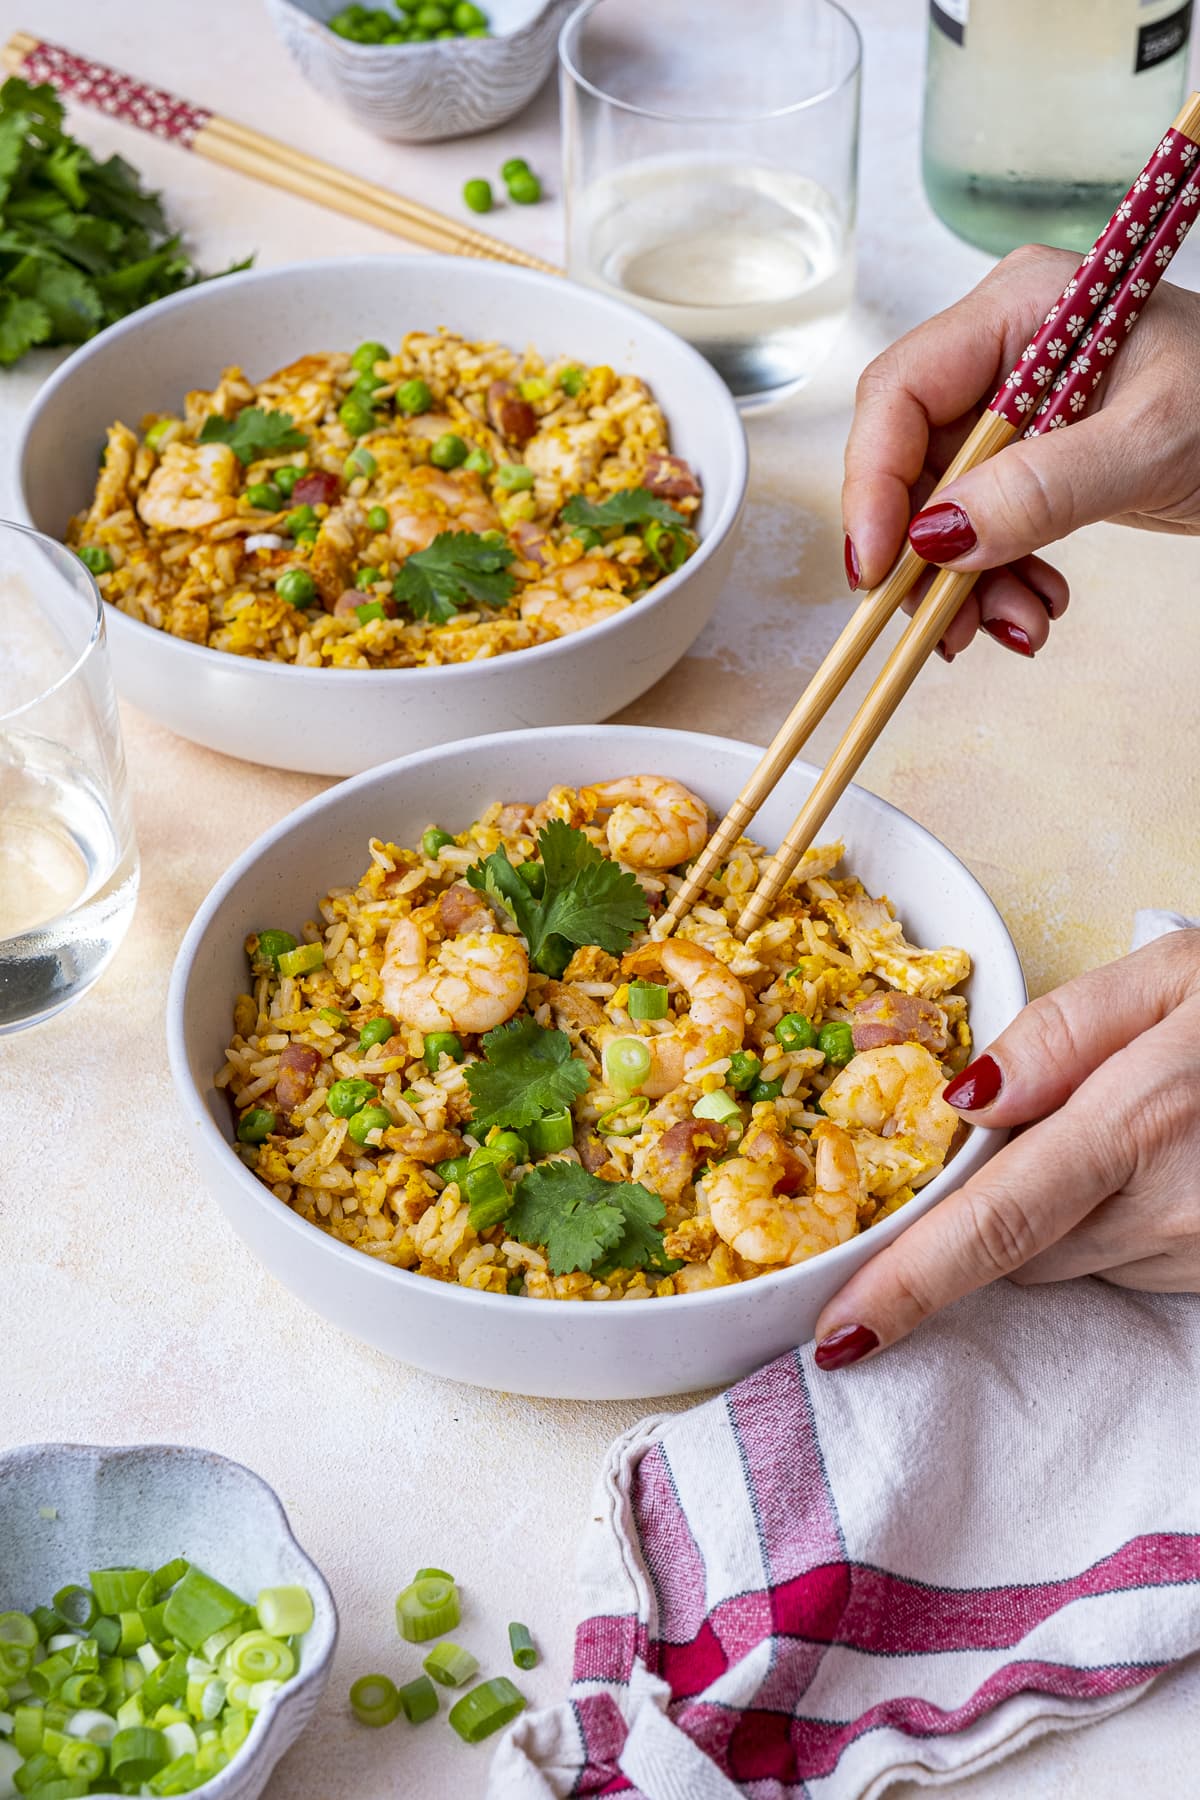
[
  {"x1": 395, "y1": 1577, "x2": 460, "y2": 1644},
  {"x1": 422, "y1": 1640, "x2": 479, "y2": 1687},
  {"x1": 597, "y1": 1096, "x2": 650, "y2": 1137},
  {"x1": 603, "y1": 1036, "x2": 652, "y2": 1096},
  {"x1": 508, "y1": 1621, "x2": 538, "y2": 1670},
  {"x1": 448, "y1": 1676, "x2": 527, "y2": 1742},
  {"x1": 349, "y1": 1672, "x2": 400, "y2": 1728},
  {"x1": 255, "y1": 1586, "x2": 314, "y2": 1639},
  {"x1": 397, "y1": 1673, "x2": 438, "y2": 1724}
]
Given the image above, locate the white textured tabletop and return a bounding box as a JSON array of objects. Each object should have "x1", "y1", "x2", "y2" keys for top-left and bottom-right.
[{"x1": 1, "y1": 3, "x2": 1198, "y2": 1796}]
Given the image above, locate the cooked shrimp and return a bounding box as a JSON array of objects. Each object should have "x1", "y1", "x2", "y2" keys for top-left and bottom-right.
[
  {"x1": 257, "y1": 352, "x2": 349, "y2": 426},
  {"x1": 524, "y1": 419, "x2": 608, "y2": 489},
  {"x1": 619, "y1": 939, "x2": 746, "y2": 1097},
  {"x1": 705, "y1": 1121, "x2": 858, "y2": 1267},
  {"x1": 386, "y1": 465, "x2": 500, "y2": 555},
  {"x1": 380, "y1": 917, "x2": 528, "y2": 1034},
  {"x1": 820, "y1": 1042, "x2": 958, "y2": 1195},
  {"x1": 584, "y1": 775, "x2": 709, "y2": 870},
  {"x1": 518, "y1": 556, "x2": 627, "y2": 637},
  {"x1": 136, "y1": 441, "x2": 239, "y2": 531},
  {"x1": 809, "y1": 879, "x2": 972, "y2": 999}
]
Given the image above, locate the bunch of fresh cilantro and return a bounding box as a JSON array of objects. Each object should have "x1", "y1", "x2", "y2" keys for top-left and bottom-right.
[
  {"x1": 466, "y1": 819, "x2": 649, "y2": 979},
  {"x1": 0, "y1": 76, "x2": 247, "y2": 367}
]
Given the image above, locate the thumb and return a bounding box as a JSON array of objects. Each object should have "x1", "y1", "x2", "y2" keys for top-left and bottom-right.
[
  {"x1": 942, "y1": 932, "x2": 1199, "y2": 1127},
  {"x1": 907, "y1": 410, "x2": 1146, "y2": 569}
]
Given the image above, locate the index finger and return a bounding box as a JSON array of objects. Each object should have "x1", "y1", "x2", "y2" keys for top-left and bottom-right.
[{"x1": 842, "y1": 246, "x2": 1080, "y2": 586}]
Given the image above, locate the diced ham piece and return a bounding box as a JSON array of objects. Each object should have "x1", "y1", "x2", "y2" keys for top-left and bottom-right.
[
  {"x1": 292, "y1": 469, "x2": 342, "y2": 507},
  {"x1": 637, "y1": 1118, "x2": 727, "y2": 1203},
  {"x1": 510, "y1": 519, "x2": 549, "y2": 566},
  {"x1": 643, "y1": 453, "x2": 702, "y2": 502},
  {"x1": 487, "y1": 379, "x2": 537, "y2": 445},
  {"x1": 742, "y1": 1123, "x2": 807, "y2": 1196},
  {"x1": 275, "y1": 1042, "x2": 323, "y2": 1111},
  {"x1": 851, "y1": 993, "x2": 949, "y2": 1054},
  {"x1": 436, "y1": 884, "x2": 490, "y2": 935}
]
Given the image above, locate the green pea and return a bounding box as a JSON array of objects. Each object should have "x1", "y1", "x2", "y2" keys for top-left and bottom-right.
[
  {"x1": 343, "y1": 446, "x2": 377, "y2": 481},
  {"x1": 507, "y1": 169, "x2": 541, "y2": 205},
  {"x1": 423, "y1": 1031, "x2": 463, "y2": 1072},
  {"x1": 276, "y1": 568, "x2": 317, "y2": 607},
  {"x1": 727, "y1": 1050, "x2": 762, "y2": 1093},
  {"x1": 748, "y1": 1077, "x2": 784, "y2": 1105},
  {"x1": 558, "y1": 366, "x2": 586, "y2": 397},
  {"x1": 274, "y1": 466, "x2": 302, "y2": 497},
  {"x1": 245, "y1": 481, "x2": 281, "y2": 511},
  {"x1": 422, "y1": 826, "x2": 456, "y2": 858},
  {"x1": 463, "y1": 178, "x2": 493, "y2": 214},
  {"x1": 430, "y1": 433, "x2": 469, "y2": 470},
  {"x1": 327, "y1": 1077, "x2": 379, "y2": 1118},
  {"x1": 817, "y1": 1020, "x2": 855, "y2": 1067},
  {"x1": 485, "y1": 1129, "x2": 527, "y2": 1170},
  {"x1": 496, "y1": 463, "x2": 533, "y2": 491},
  {"x1": 351, "y1": 340, "x2": 389, "y2": 375},
  {"x1": 415, "y1": 2, "x2": 448, "y2": 25},
  {"x1": 366, "y1": 505, "x2": 390, "y2": 532},
  {"x1": 453, "y1": 0, "x2": 488, "y2": 22},
  {"x1": 237, "y1": 1108, "x2": 277, "y2": 1145},
  {"x1": 358, "y1": 1015, "x2": 397, "y2": 1051},
  {"x1": 339, "y1": 395, "x2": 377, "y2": 437},
  {"x1": 407, "y1": 25, "x2": 432, "y2": 37},
  {"x1": 462, "y1": 447, "x2": 492, "y2": 475},
  {"x1": 256, "y1": 929, "x2": 297, "y2": 963},
  {"x1": 77, "y1": 545, "x2": 113, "y2": 575},
  {"x1": 347, "y1": 1105, "x2": 392, "y2": 1146},
  {"x1": 285, "y1": 505, "x2": 318, "y2": 535},
  {"x1": 775, "y1": 1013, "x2": 816, "y2": 1053},
  {"x1": 294, "y1": 526, "x2": 319, "y2": 549},
  {"x1": 396, "y1": 378, "x2": 433, "y2": 417},
  {"x1": 436, "y1": 26, "x2": 457, "y2": 36},
  {"x1": 500, "y1": 157, "x2": 529, "y2": 182}
]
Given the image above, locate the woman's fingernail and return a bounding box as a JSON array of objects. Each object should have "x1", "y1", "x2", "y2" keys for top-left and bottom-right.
[
  {"x1": 935, "y1": 640, "x2": 954, "y2": 664},
  {"x1": 943, "y1": 1053, "x2": 1003, "y2": 1111},
  {"x1": 908, "y1": 502, "x2": 977, "y2": 563},
  {"x1": 814, "y1": 1323, "x2": 879, "y2": 1370},
  {"x1": 983, "y1": 618, "x2": 1034, "y2": 657},
  {"x1": 844, "y1": 534, "x2": 861, "y2": 592}
]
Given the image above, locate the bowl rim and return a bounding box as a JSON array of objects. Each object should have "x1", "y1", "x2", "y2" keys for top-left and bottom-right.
[
  {"x1": 167, "y1": 723, "x2": 1026, "y2": 1325},
  {"x1": 273, "y1": 0, "x2": 570, "y2": 46},
  {"x1": 14, "y1": 254, "x2": 748, "y2": 691},
  {"x1": 0, "y1": 1441, "x2": 338, "y2": 1796}
]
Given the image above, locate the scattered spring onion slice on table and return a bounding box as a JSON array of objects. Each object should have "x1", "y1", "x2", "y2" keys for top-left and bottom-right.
[
  {"x1": 422, "y1": 1642, "x2": 479, "y2": 1688},
  {"x1": 349, "y1": 1673, "x2": 400, "y2": 1728},
  {"x1": 395, "y1": 1576, "x2": 460, "y2": 1644},
  {"x1": 448, "y1": 1677, "x2": 527, "y2": 1743},
  {"x1": 507, "y1": 1623, "x2": 538, "y2": 1671},
  {"x1": 398, "y1": 1673, "x2": 438, "y2": 1724}
]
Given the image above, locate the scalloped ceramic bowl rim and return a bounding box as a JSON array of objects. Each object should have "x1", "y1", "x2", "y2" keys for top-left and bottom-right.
[
  {"x1": 167, "y1": 723, "x2": 1026, "y2": 1337},
  {"x1": 14, "y1": 256, "x2": 748, "y2": 697},
  {"x1": 0, "y1": 1441, "x2": 338, "y2": 1799},
  {"x1": 274, "y1": 0, "x2": 563, "y2": 47}
]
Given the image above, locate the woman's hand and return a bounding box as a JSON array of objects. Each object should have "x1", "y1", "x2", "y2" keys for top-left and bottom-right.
[
  {"x1": 841, "y1": 249, "x2": 1200, "y2": 660},
  {"x1": 812, "y1": 929, "x2": 1200, "y2": 1370}
]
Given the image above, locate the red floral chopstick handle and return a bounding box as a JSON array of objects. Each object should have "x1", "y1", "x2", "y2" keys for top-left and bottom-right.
[
  {"x1": 988, "y1": 124, "x2": 1200, "y2": 428},
  {"x1": 11, "y1": 36, "x2": 213, "y2": 147}
]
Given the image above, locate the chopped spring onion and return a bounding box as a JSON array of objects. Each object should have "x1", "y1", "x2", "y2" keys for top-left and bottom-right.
[
  {"x1": 318, "y1": 1007, "x2": 347, "y2": 1027},
  {"x1": 28, "y1": 1651, "x2": 71, "y2": 1694},
  {"x1": 422, "y1": 1641, "x2": 479, "y2": 1687},
  {"x1": 31, "y1": 1606, "x2": 62, "y2": 1641},
  {"x1": 627, "y1": 980, "x2": 668, "y2": 1021},
  {"x1": 395, "y1": 1576, "x2": 460, "y2": 1644},
  {"x1": 59, "y1": 1738, "x2": 105, "y2": 1779},
  {"x1": 162, "y1": 1570, "x2": 244, "y2": 1653},
  {"x1": 110, "y1": 1724, "x2": 169, "y2": 1781},
  {"x1": 52, "y1": 1588, "x2": 98, "y2": 1631},
  {"x1": 596, "y1": 1096, "x2": 649, "y2": 1137},
  {"x1": 254, "y1": 928, "x2": 297, "y2": 963},
  {"x1": 349, "y1": 1673, "x2": 400, "y2": 1728},
  {"x1": 63, "y1": 1709, "x2": 117, "y2": 1745},
  {"x1": 277, "y1": 942, "x2": 325, "y2": 978},
  {"x1": 692, "y1": 1090, "x2": 743, "y2": 1129},
  {"x1": 508, "y1": 1622, "x2": 538, "y2": 1670},
  {"x1": 448, "y1": 1676, "x2": 527, "y2": 1742},
  {"x1": 356, "y1": 601, "x2": 385, "y2": 625},
  {"x1": 61, "y1": 1672, "x2": 107, "y2": 1708},
  {"x1": 256, "y1": 1587, "x2": 315, "y2": 1640},
  {"x1": 91, "y1": 1616, "x2": 122, "y2": 1656},
  {"x1": 343, "y1": 445, "x2": 378, "y2": 481},
  {"x1": 477, "y1": 1130, "x2": 528, "y2": 1170},
  {"x1": 226, "y1": 1632, "x2": 295, "y2": 1684},
  {"x1": 413, "y1": 1568, "x2": 453, "y2": 1582},
  {"x1": 398, "y1": 1673, "x2": 439, "y2": 1724},
  {"x1": 603, "y1": 1037, "x2": 652, "y2": 1096},
  {"x1": 464, "y1": 1162, "x2": 511, "y2": 1232},
  {"x1": 523, "y1": 1108, "x2": 574, "y2": 1155},
  {"x1": 0, "y1": 1615, "x2": 37, "y2": 1650},
  {"x1": 12, "y1": 1704, "x2": 44, "y2": 1755}
]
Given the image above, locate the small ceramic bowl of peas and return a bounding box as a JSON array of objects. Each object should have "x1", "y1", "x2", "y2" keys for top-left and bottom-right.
[{"x1": 266, "y1": 0, "x2": 576, "y2": 142}]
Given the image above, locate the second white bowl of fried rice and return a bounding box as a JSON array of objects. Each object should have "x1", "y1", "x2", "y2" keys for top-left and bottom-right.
[
  {"x1": 16, "y1": 257, "x2": 747, "y2": 775},
  {"x1": 167, "y1": 725, "x2": 1026, "y2": 1399}
]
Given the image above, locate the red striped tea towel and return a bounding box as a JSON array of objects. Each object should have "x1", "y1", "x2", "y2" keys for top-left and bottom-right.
[{"x1": 490, "y1": 915, "x2": 1200, "y2": 1800}]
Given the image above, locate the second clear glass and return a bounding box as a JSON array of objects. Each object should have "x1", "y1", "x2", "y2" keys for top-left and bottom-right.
[{"x1": 560, "y1": 0, "x2": 862, "y2": 411}]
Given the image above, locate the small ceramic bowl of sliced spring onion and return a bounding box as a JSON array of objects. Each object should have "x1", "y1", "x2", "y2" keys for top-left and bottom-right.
[{"x1": 0, "y1": 1444, "x2": 337, "y2": 1800}]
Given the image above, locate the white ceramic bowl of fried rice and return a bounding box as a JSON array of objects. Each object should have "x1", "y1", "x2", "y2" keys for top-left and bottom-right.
[
  {"x1": 15, "y1": 257, "x2": 747, "y2": 776},
  {"x1": 167, "y1": 725, "x2": 1025, "y2": 1400}
]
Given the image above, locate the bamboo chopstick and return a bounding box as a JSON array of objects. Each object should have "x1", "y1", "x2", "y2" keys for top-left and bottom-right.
[
  {"x1": 3, "y1": 31, "x2": 562, "y2": 275},
  {"x1": 660, "y1": 92, "x2": 1200, "y2": 941}
]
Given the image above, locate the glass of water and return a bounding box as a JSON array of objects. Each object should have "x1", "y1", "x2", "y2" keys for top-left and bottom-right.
[
  {"x1": 560, "y1": 0, "x2": 862, "y2": 411},
  {"x1": 0, "y1": 521, "x2": 139, "y2": 1033}
]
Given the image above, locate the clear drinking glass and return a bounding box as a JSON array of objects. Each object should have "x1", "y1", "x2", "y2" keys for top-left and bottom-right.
[
  {"x1": 560, "y1": 0, "x2": 862, "y2": 411},
  {"x1": 0, "y1": 522, "x2": 139, "y2": 1032}
]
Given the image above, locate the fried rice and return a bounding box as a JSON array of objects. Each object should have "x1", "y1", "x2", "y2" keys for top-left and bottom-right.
[
  {"x1": 216, "y1": 775, "x2": 974, "y2": 1303},
  {"x1": 67, "y1": 331, "x2": 701, "y2": 669}
]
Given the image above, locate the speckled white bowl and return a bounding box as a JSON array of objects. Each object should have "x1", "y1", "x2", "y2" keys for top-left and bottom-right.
[
  {"x1": 0, "y1": 1443, "x2": 337, "y2": 1800},
  {"x1": 167, "y1": 724, "x2": 1027, "y2": 1401},
  {"x1": 265, "y1": 0, "x2": 576, "y2": 140},
  {"x1": 16, "y1": 256, "x2": 747, "y2": 777}
]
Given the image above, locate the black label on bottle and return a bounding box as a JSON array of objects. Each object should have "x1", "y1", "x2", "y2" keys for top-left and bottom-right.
[
  {"x1": 1135, "y1": 0, "x2": 1193, "y2": 72},
  {"x1": 930, "y1": 0, "x2": 967, "y2": 46}
]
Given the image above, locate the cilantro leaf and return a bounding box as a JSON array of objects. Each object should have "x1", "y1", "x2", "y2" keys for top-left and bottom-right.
[
  {"x1": 464, "y1": 1017, "x2": 590, "y2": 1131},
  {"x1": 560, "y1": 486, "x2": 687, "y2": 532},
  {"x1": 0, "y1": 290, "x2": 50, "y2": 364},
  {"x1": 8, "y1": 256, "x2": 101, "y2": 341},
  {"x1": 467, "y1": 822, "x2": 649, "y2": 979},
  {"x1": 198, "y1": 406, "x2": 308, "y2": 466},
  {"x1": 392, "y1": 531, "x2": 517, "y2": 626},
  {"x1": 506, "y1": 1162, "x2": 626, "y2": 1276},
  {"x1": 507, "y1": 1162, "x2": 680, "y2": 1276}
]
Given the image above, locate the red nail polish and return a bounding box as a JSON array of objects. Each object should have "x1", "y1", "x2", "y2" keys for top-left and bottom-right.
[
  {"x1": 814, "y1": 1323, "x2": 879, "y2": 1370},
  {"x1": 844, "y1": 534, "x2": 861, "y2": 592},
  {"x1": 908, "y1": 502, "x2": 977, "y2": 563},
  {"x1": 943, "y1": 1053, "x2": 1003, "y2": 1112},
  {"x1": 935, "y1": 640, "x2": 954, "y2": 664},
  {"x1": 983, "y1": 618, "x2": 1034, "y2": 657}
]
